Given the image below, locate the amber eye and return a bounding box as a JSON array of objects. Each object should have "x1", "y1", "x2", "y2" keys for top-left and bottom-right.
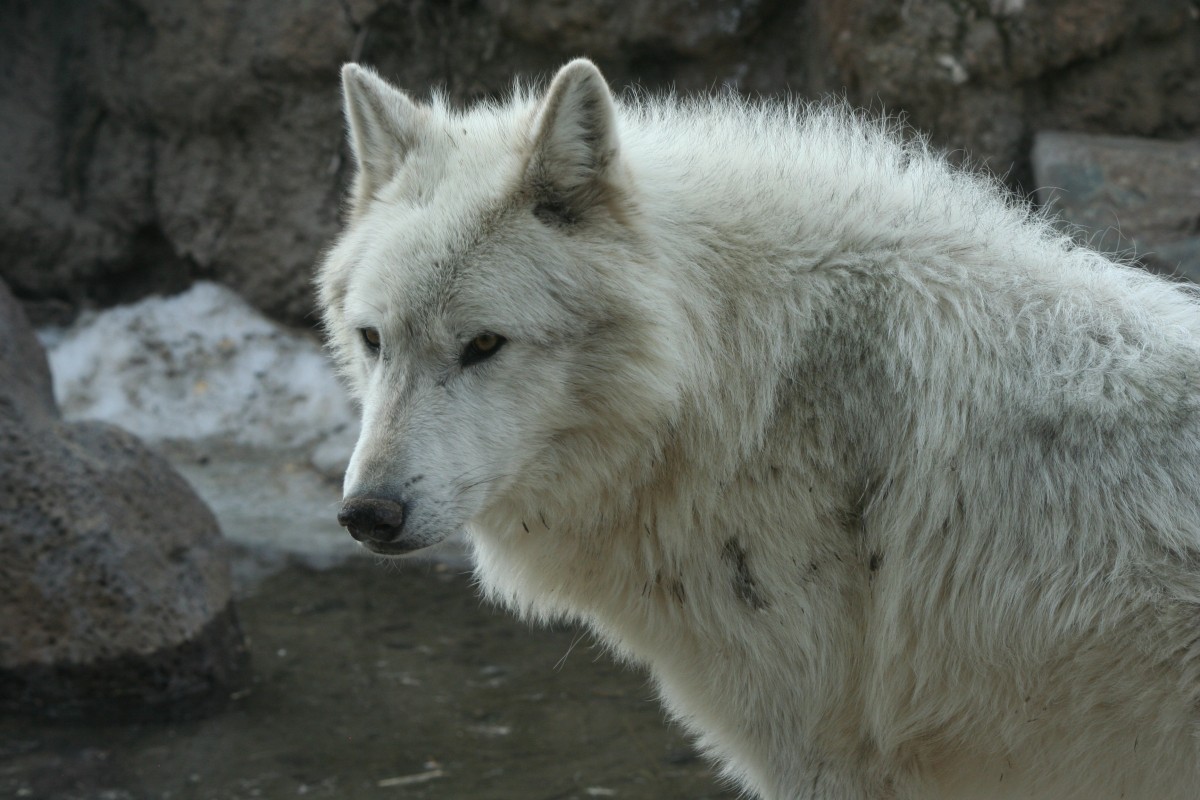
[
  {"x1": 360, "y1": 327, "x2": 381, "y2": 353},
  {"x1": 461, "y1": 333, "x2": 507, "y2": 368},
  {"x1": 474, "y1": 333, "x2": 500, "y2": 353}
]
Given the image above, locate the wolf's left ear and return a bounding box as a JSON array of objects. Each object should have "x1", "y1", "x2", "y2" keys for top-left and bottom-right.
[
  {"x1": 341, "y1": 64, "x2": 422, "y2": 209},
  {"x1": 525, "y1": 59, "x2": 622, "y2": 224}
]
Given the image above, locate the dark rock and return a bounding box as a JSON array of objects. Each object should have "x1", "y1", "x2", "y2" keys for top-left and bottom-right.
[
  {"x1": 0, "y1": 0, "x2": 348, "y2": 324},
  {"x1": 1032, "y1": 131, "x2": 1200, "y2": 281},
  {"x1": 0, "y1": 605, "x2": 246, "y2": 721},
  {"x1": 0, "y1": 278, "x2": 247, "y2": 719},
  {"x1": 0, "y1": 278, "x2": 56, "y2": 426},
  {"x1": 485, "y1": 0, "x2": 777, "y2": 58}
]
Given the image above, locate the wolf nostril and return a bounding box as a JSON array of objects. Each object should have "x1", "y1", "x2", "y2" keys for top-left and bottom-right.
[{"x1": 337, "y1": 496, "x2": 407, "y2": 543}]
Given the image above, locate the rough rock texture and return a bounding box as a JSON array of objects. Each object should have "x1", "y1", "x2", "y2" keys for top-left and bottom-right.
[
  {"x1": 0, "y1": 278, "x2": 247, "y2": 719},
  {"x1": 1033, "y1": 132, "x2": 1200, "y2": 282},
  {"x1": 0, "y1": 267, "x2": 57, "y2": 427},
  {"x1": 1, "y1": 0, "x2": 1197, "y2": 324},
  {"x1": 810, "y1": 0, "x2": 1200, "y2": 187}
]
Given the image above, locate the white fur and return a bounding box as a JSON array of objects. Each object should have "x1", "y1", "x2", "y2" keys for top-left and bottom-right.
[{"x1": 319, "y1": 60, "x2": 1200, "y2": 799}]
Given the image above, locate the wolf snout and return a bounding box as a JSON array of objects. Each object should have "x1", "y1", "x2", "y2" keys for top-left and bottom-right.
[{"x1": 337, "y1": 495, "x2": 408, "y2": 547}]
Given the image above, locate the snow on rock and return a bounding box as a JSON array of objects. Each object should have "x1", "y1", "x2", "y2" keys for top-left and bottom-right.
[{"x1": 43, "y1": 281, "x2": 357, "y2": 452}]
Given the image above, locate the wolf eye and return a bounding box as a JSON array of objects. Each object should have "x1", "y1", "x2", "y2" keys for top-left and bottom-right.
[
  {"x1": 360, "y1": 327, "x2": 381, "y2": 353},
  {"x1": 461, "y1": 333, "x2": 506, "y2": 368}
]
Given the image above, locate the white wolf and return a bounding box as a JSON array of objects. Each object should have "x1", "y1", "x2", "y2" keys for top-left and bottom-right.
[{"x1": 317, "y1": 59, "x2": 1200, "y2": 799}]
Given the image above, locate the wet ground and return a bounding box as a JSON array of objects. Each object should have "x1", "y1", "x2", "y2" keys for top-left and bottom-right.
[{"x1": 1, "y1": 553, "x2": 737, "y2": 800}]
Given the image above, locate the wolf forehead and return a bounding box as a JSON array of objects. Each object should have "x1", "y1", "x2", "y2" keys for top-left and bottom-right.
[
  {"x1": 320, "y1": 106, "x2": 537, "y2": 306},
  {"x1": 361, "y1": 87, "x2": 540, "y2": 213},
  {"x1": 330, "y1": 168, "x2": 581, "y2": 340},
  {"x1": 319, "y1": 188, "x2": 626, "y2": 377},
  {"x1": 322, "y1": 211, "x2": 588, "y2": 354}
]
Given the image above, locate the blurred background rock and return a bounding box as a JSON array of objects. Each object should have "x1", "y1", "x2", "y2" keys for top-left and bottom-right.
[{"x1": 2, "y1": 0, "x2": 1197, "y2": 328}]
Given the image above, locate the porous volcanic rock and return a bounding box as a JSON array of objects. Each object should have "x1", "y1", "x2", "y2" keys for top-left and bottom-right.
[{"x1": 0, "y1": 278, "x2": 247, "y2": 719}]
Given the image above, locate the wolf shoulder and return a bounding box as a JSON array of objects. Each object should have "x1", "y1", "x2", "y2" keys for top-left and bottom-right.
[{"x1": 617, "y1": 99, "x2": 1200, "y2": 485}]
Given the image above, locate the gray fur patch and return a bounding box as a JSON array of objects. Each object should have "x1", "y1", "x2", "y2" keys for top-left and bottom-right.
[
  {"x1": 532, "y1": 194, "x2": 578, "y2": 227},
  {"x1": 723, "y1": 538, "x2": 768, "y2": 611}
]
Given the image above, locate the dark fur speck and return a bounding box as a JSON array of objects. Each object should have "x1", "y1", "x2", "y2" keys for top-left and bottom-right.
[
  {"x1": 723, "y1": 538, "x2": 768, "y2": 611},
  {"x1": 533, "y1": 196, "x2": 578, "y2": 226}
]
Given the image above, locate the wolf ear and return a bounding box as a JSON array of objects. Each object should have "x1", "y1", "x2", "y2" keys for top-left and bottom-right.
[
  {"x1": 341, "y1": 64, "x2": 421, "y2": 207},
  {"x1": 526, "y1": 59, "x2": 621, "y2": 224}
]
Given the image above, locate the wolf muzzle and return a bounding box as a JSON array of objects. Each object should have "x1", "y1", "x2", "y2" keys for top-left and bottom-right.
[{"x1": 337, "y1": 495, "x2": 411, "y2": 552}]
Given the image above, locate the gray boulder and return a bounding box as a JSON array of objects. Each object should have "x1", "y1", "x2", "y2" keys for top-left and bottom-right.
[
  {"x1": 0, "y1": 279, "x2": 247, "y2": 719},
  {"x1": 1033, "y1": 131, "x2": 1200, "y2": 282}
]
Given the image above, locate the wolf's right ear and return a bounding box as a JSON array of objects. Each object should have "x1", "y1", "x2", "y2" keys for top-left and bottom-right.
[
  {"x1": 525, "y1": 59, "x2": 622, "y2": 225},
  {"x1": 341, "y1": 64, "x2": 421, "y2": 208}
]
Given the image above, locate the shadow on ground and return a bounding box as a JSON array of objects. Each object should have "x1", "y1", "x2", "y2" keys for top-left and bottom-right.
[{"x1": 0, "y1": 555, "x2": 737, "y2": 800}]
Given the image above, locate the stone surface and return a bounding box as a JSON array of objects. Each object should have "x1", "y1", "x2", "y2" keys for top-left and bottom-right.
[
  {"x1": 0, "y1": 273, "x2": 56, "y2": 426},
  {"x1": 485, "y1": 0, "x2": 777, "y2": 58},
  {"x1": 809, "y1": 0, "x2": 1200, "y2": 188},
  {"x1": 0, "y1": 278, "x2": 247, "y2": 719},
  {"x1": 0, "y1": 0, "x2": 1197, "y2": 324},
  {"x1": 1033, "y1": 131, "x2": 1200, "y2": 281}
]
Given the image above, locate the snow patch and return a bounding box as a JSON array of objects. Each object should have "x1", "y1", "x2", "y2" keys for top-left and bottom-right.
[{"x1": 43, "y1": 281, "x2": 357, "y2": 450}]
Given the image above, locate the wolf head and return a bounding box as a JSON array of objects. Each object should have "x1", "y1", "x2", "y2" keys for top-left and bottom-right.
[{"x1": 318, "y1": 60, "x2": 688, "y2": 555}]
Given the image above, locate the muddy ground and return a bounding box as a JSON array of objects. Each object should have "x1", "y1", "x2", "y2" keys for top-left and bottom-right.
[{"x1": 1, "y1": 552, "x2": 737, "y2": 800}]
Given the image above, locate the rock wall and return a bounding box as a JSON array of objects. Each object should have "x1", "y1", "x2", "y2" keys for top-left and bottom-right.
[{"x1": 2, "y1": 0, "x2": 1197, "y2": 325}]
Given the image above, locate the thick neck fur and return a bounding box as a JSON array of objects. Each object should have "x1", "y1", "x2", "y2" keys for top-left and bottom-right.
[{"x1": 470, "y1": 101, "x2": 905, "y2": 633}]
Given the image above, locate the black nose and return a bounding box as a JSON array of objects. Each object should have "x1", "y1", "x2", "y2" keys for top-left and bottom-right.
[{"x1": 337, "y1": 496, "x2": 407, "y2": 544}]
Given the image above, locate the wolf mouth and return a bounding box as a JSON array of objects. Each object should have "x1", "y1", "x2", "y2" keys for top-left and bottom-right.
[{"x1": 358, "y1": 540, "x2": 422, "y2": 557}]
